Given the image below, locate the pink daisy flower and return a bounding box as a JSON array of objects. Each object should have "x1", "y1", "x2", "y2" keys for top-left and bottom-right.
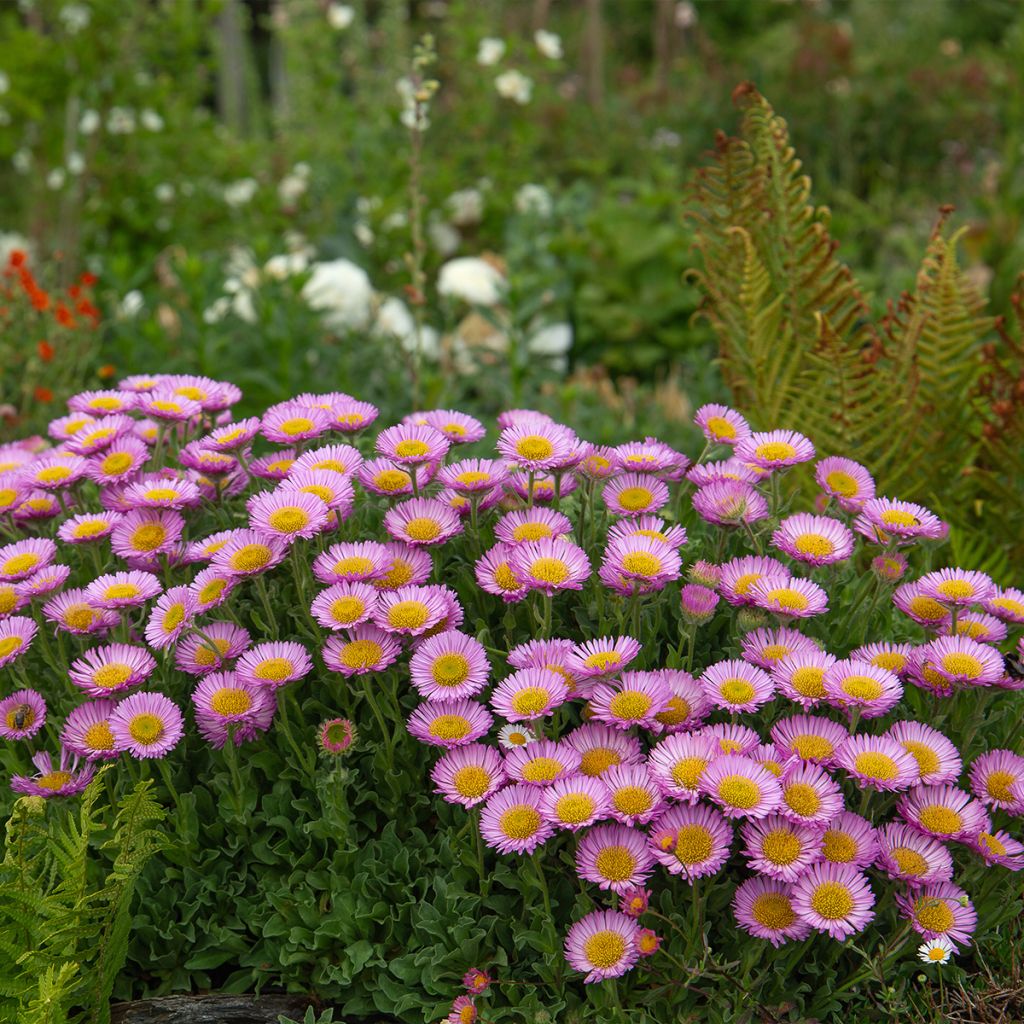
[
  {"x1": 567, "y1": 636, "x2": 641, "y2": 681},
  {"x1": 175, "y1": 623, "x2": 251, "y2": 676},
  {"x1": 48, "y1": 411, "x2": 97, "y2": 441},
  {"x1": 144, "y1": 586, "x2": 197, "y2": 650},
  {"x1": 490, "y1": 667, "x2": 567, "y2": 721},
  {"x1": 200, "y1": 416, "x2": 261, "y2": 452},
  {"x1": 620, "y1": 887, "x2": 651, "y2": 918},
  {"x1": 109, "y1": 691, "x2": 184, "y2": 759},
  {"x1": 85, "y1": 570, "x2": 162, "y2": 610},
  {"x1": 281, "y1": 469, "x2": 355, "y2": 515},
  {"x1": 741, "y1": 627, "x2": 820, "y2": 671},
  {"x1": 792, "y1": 863, "x2": 875, "y2": 940},
  {"x1": 25, "y1": 453, "x2": 89, "y2": 490},
  {"x1": 261, "y1": 403, "x2": 330, "y2": 444},
  {"x1": 700, "y1": 755, "x2": 782, "y2": 820},
  {"x1": 374, "y1": 585, "x2": 449, "y2": 637},
  {"x1": 420, "y1": 409, "x2": 485, "y2": 444},
  {"x1": 61, "y1": 700, "x2": 120, "y2": 761},
  {"x1": 372, "y1": 543, "x2": 432, "y2": 592},
  {"x1": 122, "y1": 474, "x2": 202, "y2": 510},
  {"x1": 896, "y1": 882, "x2": 977, "y2": 950},
  {"x1": 898, "y1": 784, "x2": 989, "y2": 841},
  {"x1": 918, "y1": 567, "x2": 995, "y2": 607},
  {"x1": 0, "y1": 537, "x2": 57, "y2": 581},
  {"x1": 331, "y1": 398, "x2": 379, "y2": 433},
  {"x1": 649, "y1": 669, "x2": 709, "y2": 735},
  {"x1": 648, "y1": 803, "x2": 732, "y2": 881},
  {"x1": 494, "y1": 508, "x2": 573, "y2": 546},
  {"x1": 700, "y1": 659, "x2": 775, "y2": 714},
  {"x1": 614, "y1": 438, "x2": 688, "y2": 476},
  {"x1": 915, "y1": 635, "x2": 1004, "y2": 687},
  {"x1": 564, "y1": 910, "x2": 641, "y2": 983},
  {"x1": 247, "y1": 489, "x2": 329, "y2": 541},
  {"x1": 508, "y1": 637, "x2": 575, "y2": 670},
  {"x1": 772, "y1": 513, "x2": 854, "y2": 566},
  {"x1": 770, "y1": 714, "x2": 849, "y2": 766},
  {"x1": 0, "y1": 616, "x2": 37, "y2": 666},
  {"x1": 850, "y1": 641, "x2": 915, "y2": 677},
  {"x1": 356, "y1": 457, "x2": 415, "y2": 498},
  {"x1": 893, "y1": 582, "x2": 952, "y2": 628},
  {"x1": 692, "y1": 479, "x2": 769, "y2": 526},
  {"x1": 507, "y1": 539, "x2": 590, "y2": 596},
  {"x1": 733, "y1": 877, "x2": 811, "y2": 947},
  {"x1": 43, "y1": 590, "x2": 116, "y2": 636},
  {"x1": 474, "y1": 543, "x2": 528, "y2": 603},
  {"x1": 438, "y1": 457, "x2": 509, "y2": 495},
  {"x1": 600, "y1": 763, "x2": 665, "y2": 826},
  {"x1": 430, "y1": 744, "x2": 505, "y2": 810},
  {"x1": 111, "y1": 508, "x2": 185, "y2": 560},
  {"x1": 969, "y1": 750, "x2": 1024, "y2": 811},
  {"x1": 384, "y1": 498, "x2": 462, "y2": 547},
  {"x1": 236, "y1": 641, "x2": 312, "y2": 689},
  {"x1": 310, "y1": 582, "x2": 378, "y2": 631},
  {"x1": 407, "y1": 699, "x2": 493, "y2": 749},
  {"x1": 0, "y1": 582, "x2": 26, "y2": 619},
  {"x1": 875, "y1": 823, "x2": 954, "y2": 887},
  {"x1": 777, "y1": 762, "x2": 844, "y2": 826},
  {"x1": 718, "y1": 555, "x2": 788, "y2": 606},
  {"x1": 577, "y1": 824, "x2": 655, "y2": 893},
  {"x1": 12, "y1": 490, "x2": 63, "y2": 522},
  {"x1": 749, "y1": 576, "x2": 829, "y2": 619},
  {"x1": 190, "y1": 567, "x2": 236, "y2": 613},
  {"x1": 312, "y1": 541, "x2": 389, "y2": 585},
  {"x1": 323, "y1": 625, "x2": 401, "y2": 677},
  {"x1": 192, "y1": 671, "x2": 276, "y2": 748},
  {"x1": 941, "y1": 611, "x2": 1007, "y2": 645},
  {"x1": 15, "y1": 563, "x2": 70, "y2": 599},
  {"x1": 503, "y1": 739, "x2": 581, "y2": 787},
  {"x1": 694, "y1": 403, "x2": 750, "y2": 446},
  {"x1": 747, "y1": 743, "x2": 788, "y2": 779},
  {"x1": 589, "y1": 672, "x2": 673, "y2": 731},
  {"x1": 564, "y1": 724, "x2": 644, "y2": 778},
  {"x1": 835, "y1": 734, "x2": 919, "y2": 792},
  {"x1": 538, "y1": 774, "x2": 610, "y2": 831},
  {"x1": 969, "y1": 828, "x2": 1024, "y2": 869},
  {"x1": 606, "y1": 515, "x2": 687, "y2": 549},
  {"x1": 479, "y1": 783, "x2": 553, "y2": 855},
  {"x1": 67, "y1": 415, "x2": 138, "y2": 457},
  {"x1": 58, "y1": 511, "x2": 121, "y2": 544},
  {"x1": 647, "y1": 732, "x2": 718, "y2": 802},
  {"x1": 819, "y1": 811, "x2": 878, "y2": 868},
  {"x1": 408, "y1": 631, "x2": 489, "y2": 702},
  {"x1": 855, "y1": 497, "x2": 945, "y2": 543},
  {"x1": 11, "y1": 749, "x2": 95, "y2": 798},
  {"x1": 741, "y1": 814, "x2": 822, "y2": 882},
  {"x1": 824, "y1": 659, "x2": 902, "y2": 718},
  {"x1": 506, "y1": 470, "x2": 579, "y2": 506},
  {"x1": 210, "y1": 529, "x2": 288, "y2": 578},
  {"x1": 496, "y1": 421, "x2": 577, "y2": 471},
  {"x1": 735, "y1": 429, "x2": 814, "y2": 469},
  {"x1": 250, "y1": 450, "x2": 297, "y2": 481},
  {"x1": 602, "y1": 472, "x2": 670, "y2": 518},
  {"x1": 886, "y1": 721, "x2": 962, "y2": 785},
  {"x1": 293, "y1": 442, "x2": 363, "y2": 478},
  {"x1": 375, "y1": 423, "x2": 450, "y2": 467},
  {"x1": 69, "y1": 643, "x2": 156, "y2": 697},
  {"x1": 602, "y1": 536, "x2": 682, "y2": 590},
  {"x1": 576, "y1": 445, "x2": 619, "y2": 481},
  {"x1": 138, "y1": 389, "x2": 201, "y2": 422},
  {"x1": 814, "y1": 456, "x2": 875, "y2": 511},
  {"x1": 699, "y1": 722, "x2": 761, "y2": 757},
  {"x1": 984, "y1": 587, "x2": 1024, "y2": 624},
  {"x1": 687, "y1": 458, "x2": 762, "y2": 488},
  {"x1": 0, "y1": 688, "x2": 46, "y2": 740}
]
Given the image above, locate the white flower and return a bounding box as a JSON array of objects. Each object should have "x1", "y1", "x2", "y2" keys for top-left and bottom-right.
[
  {"x1": 528, "y1": 322, "x2": 572, "y2": 358},
  {"x1": 446, "y1": 188, "x2": 484, "y2": 227},
  {"x1": 917, "y1": 938, "x2": 954, "y2": 966},
  {"x1": 66, "y1": 151, "x2": 85, "y2": 175},
  {"x1": 476, "y1": 38, "x2": 506, "y2": 67},
  {"x1": 353, "y1": 222, "x2": 374, "y2": 248},
  {"x1": 140, "y1": 109, "x2": 164, "y2": 132},
  {"x1": 301, "y1": 258, "x2": 373, "y2": 331},
  {"x1": 230, "y1": 289, "x2": 257, "y2": 323},
  {"x1": 223, "y1": 178, "x2": 258, "y2": 208},
  {"x1": 12, "y1": 149, "x2": 31, "y2": 174},
  {"x1": 495, "y1": 70, "x2": 532, "y2": 105},
  {"x1": 428, "y1": 219, "x2": 460, "y2": 257},
  {"x1": 0, "y1": 71, "x2": 9, "y2": 95},
  {"x1": 675, "y1": 1, "x2": 698, "y2": 29},
  {"x1": 79, "y1": 109, "x2": 100, "y2": 135},
  {"x1": 46, "y1": 168, "x2": 66, "y2": 191},
  {"x1": 534, "y1": 30, "x2": 562, "y2": 60},
  {"x1": 154, "y1": 183, "x2": 175, "y2": 203},
  {"x1": 264, "y1": 251, "x2": 309, "y2": 280},
  {"x1": 106, "y1": 107, "x2": 136, "y2": 135},
  {"x1": 382, "y1": 210, "x2": 408, "y2": 232},
  {"x1": 59, "y1": 3, "x2": 90, "y2": 34},
  {"x1": 374, "y1": 297, "x2": 439, "y2": 359},
  {"x1": 497, "y1": 723, "x2": 537, "y2": 749},
  {"x1": 278, "y1": 171, "x2": 308, "y2": 207},
  {"x1": 0, "y1": 232, "x2": 33, "y2": 265},
  {"x1": 202, "y1": 296, "x2": 231, "y2": 324},
  {"x1": 119, "y1": 291, "x2": 145, "y2": 318},
  {"x1": 326, "y1": 3, "x2": 354, "y2": 30},
  {"x1": 437, "y1": 257, "x2": 504, "y2": 306},
  {"x1": 515, "y1": 183, "x2": 553, "y2": 218}
]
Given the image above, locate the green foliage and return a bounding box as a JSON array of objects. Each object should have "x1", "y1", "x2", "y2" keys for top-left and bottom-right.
[{"x1": 0, "y1": 768, "x2": 167, "y2": 1024}]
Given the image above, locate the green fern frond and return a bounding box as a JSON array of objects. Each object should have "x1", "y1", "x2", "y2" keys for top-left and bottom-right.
[{"x1": 18, "y1": 962, "x2": 78, "y2": 1024}]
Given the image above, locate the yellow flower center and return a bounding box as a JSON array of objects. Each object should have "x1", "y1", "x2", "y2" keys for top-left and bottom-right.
[
  {"x1": 254, "y1": 658, "x2": 294, "y2": 682},
  {"x1": 2, "y1": 553, "x2": 40, "y2": 575},
  {"x1": 509, "y1": 686, "x2": 551, "y2": 715},
  {"x1": 794, "y1": 534, "x2": 834, "y2": 557},
  {"x1": 62, "y1": 605, "x2": 95, "y2": 630},
  {"x1": 456, "y1": 471, "x2": 491, "y2": 486},
  {"x1": 705, "y1": 416, "x2": 736, "y2": 440},
  {"x1": 128, "y1": 712, "x2": 165, "y2": 745},
  {"x1": 839, "y1": 675, "x2": 883, "y2": 701},
  {"x1": 83, "y1": 721, "x2": 114, "y2": 750},
  {"x1": 584, "y1": 651, "x2": 621, "y2": 671},
  {"x1": 528, "y1": 557, "x2": 570, "y2": 585},
  {"x1": 990, "y1": 596, "x2": 1024, "y2": 617},
  {"x1": 670, "y1": 756, "x2": 708, "y2": 790},
  {"x1": 985, "y1": 770, "x2": 1016, "y2": 803},
  {"x1": 760, "y1": 644, "x2": 790, "y2": 662},
  {"x1": 612, "y1": 786, "x2": 653, "y2": 817},
  {"x1": 917, "y1": 805, "x2": 963, "y2": 836},
  {"x1": 299, "y1": 484, "x2": 334, "y2": 504},
  {"x1": 927, "y1": 947, "x2": 948, "y2": 962},
  {"x1": 871, "y1": 651, "x2": 906, "y2": 672},
  {"x1": 372, "y1": 470, "x2": 410, "y2": 492},
  {"x1": 511, "y1": 522, "x2": 552, "y2": 542},
  {"x1": 492, "y1": 562, "x2": 522, "y2": 593},
  {"x1": 37, "y1": 771, "x2": 73, "y2": 791},
  {"x1": 73, "y1": 519, "x2": 110, "y2": 538},
  {"x1": 104, "y1": 583, "x2": 141, "y2": 601},
  {"x1": 914, "y1": 898, "x2": 955, "y2": 933},
  {"x1": 0, "y1": 636, "x2": 24, "y2": 658},
  {"x1": 520, "y1": 757, "x2": 564, "y2": 783},
  {"x1": 229, "y1": 544, "x2": 272, "y2": 572},
  {"x1": 452, "y1": 765, "x2": 491, "y2": 798},
  {"x1": 881, "y1": 509, "x2": 919, "y2": 527},
  {"x1": 655, "y1": 697, "x2": 690, "y2": 726},
  {"x1": 498, "y1": 805, "x2": 541, "y2": 839},
  {"x1": 144, "y1": 488, "x2": 180, "y2": 502},
  {"x1": 387, "y1": 600, "x2": 430, "y2": 630},
  {"x1": 822, "y1": 830, "x2": 857, "y2": 863},
  {"x1": 162, "y1": 604, "x2": 186, "y2": 633},
  {"x1": 514, "y1": 435, "x2": 554, "y2": 461},
  {"x1": 979, "y1": 832, "x2": 1006, "y2": 857},
  {"x1": 824, "y1": 470, "x2": 858, "y2": 497},
  {"x1": 789, "y1": 734, "x2": 835, "y2": 760},
  {"x1": 151, "y1": 400, "x2": 184, "y2": 414},
  {"x1": 210, "y1": 687, "x2": 253, "y2": 715},
  {"x1": 93, "y1": 664, "x2": 132, "y2": 688},
  {"x1": 899, "y1": 740, "x2": 939, "y2": 778},
  {"x1": 784, "y1": 782, "x2": 821, "y2": 818},
  {"x1": 89, "y1": 396, "x2": 123, "y2": 411},
  {"x1": 761, "y1": 828, "x2": 802, "y2": 865},
  {"x1": 853, "y1": 751, "x2": 899, "y2": 781},
  {"x1": 890, "y1": 847, "x2": 929, "y2": 877},
  {"x1": 621, "y1": 551, "x2": 662, "y2": 576},
  {"x1": 130, "y1": 523, "x2": 167, "y2": 552},
  {"x1": 5, "y1": 705, "x2": 34, "y2": 730},
  {"x1": 790, "y1": 666, "x2": 826, "y2": 698},
  {"x1": 198, "y1": 579, "x2": 228, "y2": 605},
  {"x1": 193, "y1": 638, "x2": 232, "y2": 666},
  {"x1": 732, "y1": 572, "x2": 762, "y2": 596},
  {"x1": 0, "y1": 588, "x2": 17, "y2": 613},
  {"x1": 607, "y1": 692, "x2": 653, "y2": 722},
  {"x1": 428, "y1": 714, "x2": 472, "y2": 741},
  {"x1": 762, "y1": 587, "x2": 809, "y2": 612},
  {"x1": 935, "y1": 579, "x2": 974, "y2": 600},
  {"x1": 394, "y1": 439, "x2": 430, "y2": 459},
  {"x1": 718, "y1": 775, "x2": 761, "y2": 809},
  {"x1": 719, "y1": 678, "x2": 755, "y2": 705},
  {"x1": 338, "y1": 639, "x2": 383, "y2": 669},
  {"x1": 553, "y1": 793, "x2": 595, "y2": 824},
  {"x1": 594, "y1": 845, "x2": 637, "y2": 882},
  {"x1": 279, "y1": 417, "x2": 314, "y2": 436},
  {"x1": 940, "y1": 653, "x2": 982, "y2": 679},
  {"x1": 267, "y1": 507, "x2": 310, "y2": 533},
  {"x1": 751, "y1": 892, "x2": 797, "y2": 929},
  {"x1": 582, "y1": 930, "x2": 627, "y2": 970},
  {"x1": 326, "y1": 596, "x2": 364, "y2": 626},
  {"x1": 615, "y1": 486, "x2": 654, "y2": 512},
  {"x1": 403, "y1": 517, "x2": 441, "y2": 542},
  {"x1": 673, "y1": 824, "x2": 714, "y2": 865},
  {"x1": 810, "y1": 881, "x2": 854, "y2": 920},
  {"x1": 579, "y1": 748, "x2": 621, "y2": 777},
  {"x1": 754, "y1": 441, "x2": 796, "y2": 463},
  {"x1": 0, "y1": 489, "x2": 18, "y2": 509},
  {"x1": 908, "y1": 596, "x2": 948, "y2": 622}
]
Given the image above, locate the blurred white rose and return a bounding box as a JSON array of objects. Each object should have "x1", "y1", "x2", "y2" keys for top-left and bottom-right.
[
  {"x1": 223, "y1": 178, "x2": 258, "y2": 207},
  {"x1": 327, "y1": 3, "x2": 354, "y2": 29},
  {"x1": 477, "y1": 38, "x2": 506, "y2": 66},
  {"x1": 446, "y1": 188, "x2": 484, "y2": 227},
  {"x1": 495, "y1": 70, "x2": 532, "y2": 105},
  {"x1": 528, "y1": 322, "x2": 572, "y2": 357},
  {"x1": 301, "y1": 258, "x2": 373, "y2": 331},
  {"x1": 119, "y1": 291, "x2": 145, "y2": 319},
  {"x1": 278, "y1": 171, "x2": 308, "y2": 207},
  {"x1": 230, "y1": 289, "x2": 257, "y2": 323},
  {"x1": 140, "y1": 109, "x2": 164, "y2": 132},
  {"x1": 264, "y1": 251, "x2": 310, "y2": 280},
  {"x1": 79, "y1": 109, "x2": 100, "y2": 135},
  {"x1": 534, "y1": 30, "x2": 562, "y2": 59},
  {"x1": 515, "y1": 183, "x2": 553, "y2": 218},
  {"x1": 437, "y1": 257, "x2": 504, "y2": 306}
]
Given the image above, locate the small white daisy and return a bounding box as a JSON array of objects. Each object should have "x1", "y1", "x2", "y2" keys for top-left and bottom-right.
[
  {"x1": 497, "y1": 723, "x2": 537, "y2": 750},
  {"x1": 917, "y1": 938, "x2": 954, "y2": 965}
]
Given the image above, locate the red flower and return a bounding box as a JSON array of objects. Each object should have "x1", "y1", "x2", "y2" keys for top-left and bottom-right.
[
  {"x1": 54, "y1": 303, "x2": 76, "y2": 328},
  {"x1": 8, "y1": 250, "x2": 26, "y2": 268},
  {"x1": 37, "y1": 341, "x2": 55, "y2": 362},
  {"x1": 79, "y1": 272, "x2": 97, "y2": 287},
  {"x1": 34, "y1": 387, "x2": 53, "y2": 403},
  {"x1": 98, "y1": 364, "x2": 117, "y2": 380},
  {"x1": 30, "y1": 289, "x2": 50, "y2": 312}
]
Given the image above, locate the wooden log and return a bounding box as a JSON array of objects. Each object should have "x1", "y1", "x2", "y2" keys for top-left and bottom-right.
[{"x1": 110, "y1": 993, "x2": 313, "y2": 1024}]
